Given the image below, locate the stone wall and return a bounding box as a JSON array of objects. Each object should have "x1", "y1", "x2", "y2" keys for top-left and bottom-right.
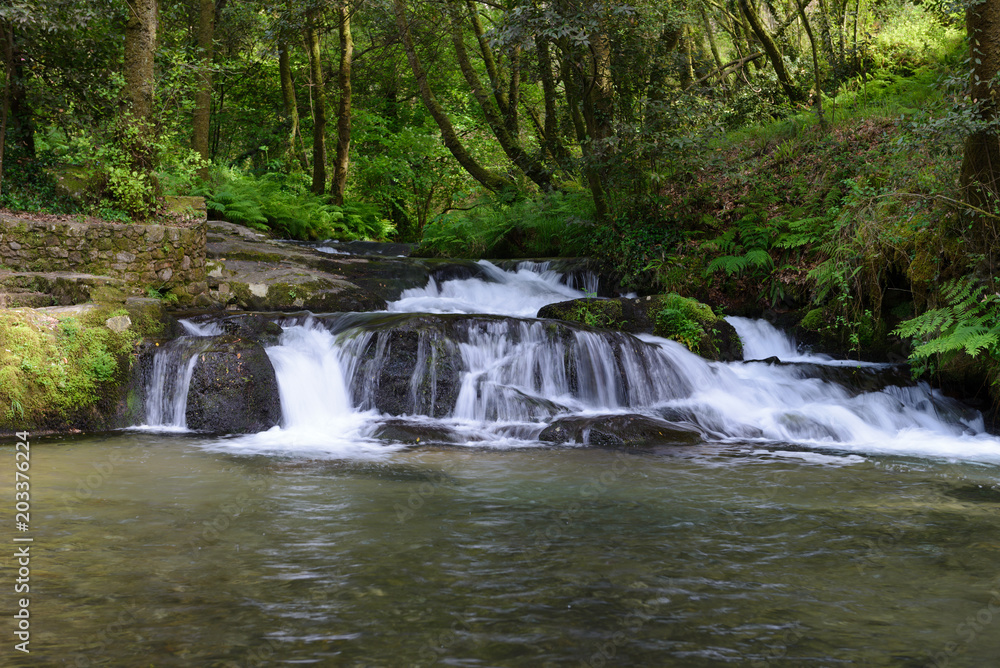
[{"x1": 0, "y1": 216, "x2": 208, "y2": 301}]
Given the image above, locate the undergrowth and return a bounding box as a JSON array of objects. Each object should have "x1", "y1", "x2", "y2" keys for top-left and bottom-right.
[
  {"x1": 416, "y1": 190, "x2": 597, "y2": 258},
  {"x1": 196, "y1": 169, "x2": 395, "y2": 241},
  {"x1": 0, "y1": 307, "x2": 140, "y2": 429}
]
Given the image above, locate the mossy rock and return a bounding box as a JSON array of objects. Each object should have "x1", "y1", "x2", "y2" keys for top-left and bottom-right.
[
  {"x1": 163, "y1": 196, "x2": 207, "y2": 221},
  {"x1": 537, "y1": 294, "x2": 742, "y2": 361},
  {"x1": 228, "y1": 279, "x2": 384, "y2": 312},
  {"x1": 0, "y1": 298, "x2": 181, "y2": 434},
  {"x1": 184, "y1": 336, "x2": 282, "y2": 433}
]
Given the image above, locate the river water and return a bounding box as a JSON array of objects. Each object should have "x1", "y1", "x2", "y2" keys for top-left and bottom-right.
[{"x1": 4, "y1": 261, "x2": 1000, "y2": 666}]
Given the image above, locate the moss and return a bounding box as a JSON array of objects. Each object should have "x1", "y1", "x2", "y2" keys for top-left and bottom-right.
[
  {"x1": 0, "y1": 300, "x2": 175, "y2": 431},
  {"x1": 800, "y1": 307, "x2": 826, "y2": 332},
  {"x1": 649, "y1": 294, "x2": 732, "y2": 358}
]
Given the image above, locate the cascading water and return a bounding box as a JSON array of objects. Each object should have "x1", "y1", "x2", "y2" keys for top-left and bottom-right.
[
  {"x1": 388, "y1": 260, "x2": 595, "y2": 317},
  {"x1": 141, "y1": 336, "x2": 212, "y2": 429},
  {"x1": 143, "y1": 259, "x2": 1000, "y2": 464}
]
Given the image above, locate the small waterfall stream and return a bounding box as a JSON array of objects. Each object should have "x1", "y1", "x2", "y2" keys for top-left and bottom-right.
[{"x1": 140, "y1": 260, "x2": 1000, "y2": 463}]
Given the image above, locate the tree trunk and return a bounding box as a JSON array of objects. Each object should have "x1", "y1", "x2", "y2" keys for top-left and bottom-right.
[
  {"x1": 0, "y1": 22, "x2": 11, "y2": 197},
  {"x1": 507, "y1": 44, "x2": 521, "y2": 137},
  {"x1": 6, "y1": 25, "x2": 33, "y2": 157},
  {"x1": 391, "y1": 0, "x2": 512, "y2": 193},
  {"x1": 465, "y1": 0, "x2": 509, "y2": 120},
  {"x1": 306, "y1": 8, "x2": 327, "y2": 195},
  {"x1": 700, "y1": 7, "x2": 729, "y2": 90},
  {"x1": 279, "y1": 40, "x2": 309, "y2": 171},
  {"x1": 535, "y1": 36, "x2": 569, "y2": 166},
  {"x1": 447, "y1": 0, "x2": 550, "y2": 190},
  {"x1": 794, "y1": 0, "x2": 825, "y2": 127},
  {"x1": 192, "y1": 0, "x2": 215, "y2": 176},
  {"x1": 331, "y1": 0, "x2": 353, "y2": 205},
  {"x1": 124, "y1": 0, "x2": 159, "y2": 121},
  {"x1": 961, "y1": 0, "x2": 1000, "y2": 249},
  {"x1": 739, "y1": 0, "x2": 802, "y2": 102}
]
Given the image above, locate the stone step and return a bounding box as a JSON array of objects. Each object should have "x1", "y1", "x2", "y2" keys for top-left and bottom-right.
[
  {"x1": 0, "y1": 271, "x2": 130, "y2": 307},
  {"x1": 0, "y1": 291, "x2": 56, "y2": 308}
]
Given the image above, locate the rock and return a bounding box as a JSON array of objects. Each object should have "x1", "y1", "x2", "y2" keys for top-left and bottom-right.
[
  {"x1": 538, "y1": 294, "x2": 743, "y2": 361},
  {"x1": 218, "y1": 313, "x2": 284, "y2": 347},
  {"x1": 370, "y1": 419, "x2": 462, "y2": 445},
  {"x1": 344, "y1": 316, "x2": 464, "y2": 418},
  {"x1": 185, "y1": 336, "x2": 282, "y2": 433},
  {"x1": 105, "y1": 315, "x2": 132, "y2": 333},
  {"x1": 228, "y1": 278, "x2": 384, "y2": 312},
  {"x1": 538, "y1": 414, "x2": 702, "y2": 447}
]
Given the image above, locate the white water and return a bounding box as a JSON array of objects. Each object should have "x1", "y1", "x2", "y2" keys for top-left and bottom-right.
[
  {"x1": 388, "y1": 260, "x2": 593, "y2": 317},
  {"x1": 142, "y1": 264, "x2": 1000, "y2": 464},
  {"x1": 140, "y1": 337, "x2": 212, "y2": 430}
]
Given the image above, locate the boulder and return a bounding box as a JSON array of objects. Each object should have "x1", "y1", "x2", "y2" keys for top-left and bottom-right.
[
  {"x1": 538, "y1": 294, "x2": 743, "y2": 361},
  {"x1": 218, "y1": 313, "x2": 284, "y2": 347},
  {"x1": 185, "y1": 336, "x2": 281, "y2": 433},
  {"x1": 538, "y1": 414, "x2": 701, "y2": 447}
]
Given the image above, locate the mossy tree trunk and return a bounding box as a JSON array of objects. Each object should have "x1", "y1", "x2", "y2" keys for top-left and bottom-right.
[
  {"x1": 307, "y1": 7, "x2": 328, "y2": 196},
  {"x1": 738, "y1": 0, "x2": 802, "y2": 103},
  {"x1": 279, "y1": 38, "x2": 309, "y2": 172},
  {"x1": 192, "y1": 0, "x2": 218, "y2": 178},
  {"x1": 330, "y1": 0, "x2": 352, "y2": 206},
  {"x1": 961, "y1": 0, "x2": 1000, "y2": 255},
  {"x1": 447, "y1": 0, "x2": 551, "y2": 191},
  {"x1": 124, "y1": 0, "x2": 159, "y2": 122}
]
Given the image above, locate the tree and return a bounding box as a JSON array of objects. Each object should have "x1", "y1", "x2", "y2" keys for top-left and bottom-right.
[
  {"x1": 738, "y1": 0, "x2": 803, "y2": 103},
  {"x1": 306, "y1": 5, "x2": 328, "y2": 195},
  {"x1": 391, "y1": 0, "x2": 513, "y2": 193},
  {"x1": 330, "y1": 0, "x2": 352, "y2": 205},
  {"x1": 193, "y1": 0, "x2": 227, "y2": 174},
  {"x1": 124, "y1": 0, "x2": 159, "y2": 122},
  {"x1": 961, "y1": 0, "x2": 1000, "y2": 247}
]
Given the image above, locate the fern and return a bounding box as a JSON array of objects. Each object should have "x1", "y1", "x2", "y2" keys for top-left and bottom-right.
[
  {"x1": 894, "y1": 277, "x2": 1000, "y2": 372},
  {"x1": 775, "y1": 216, "x2": 829, "y2": 249},
  {"x1": 703, "y1": 212, "x2": 775, "y2": 277}
]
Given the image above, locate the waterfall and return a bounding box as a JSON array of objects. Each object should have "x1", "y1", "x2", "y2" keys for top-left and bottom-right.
[
  {"x1": 142, "y1": 336, "x2": 212, "y2": 429},
  {"x1": 139, "y1": 260, "x2": 1000, "y2": 463},
  {"x1": 388, "y1": 260, "x2": 589, "y2": 317},
  {"x1": 725, "y1": 316, "x2": 801, "y2": 360}
]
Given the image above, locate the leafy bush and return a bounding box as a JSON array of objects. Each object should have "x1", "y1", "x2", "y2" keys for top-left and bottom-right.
[
  {"x1": 197, "y1": 169, "x2": 395, "y2": 241},
  {"x1": 894, "y1": 277, "x2": 1000, "y2": 375},
  {"x1": 416, "y1": 189, "x2": 596, "y2": 258}
]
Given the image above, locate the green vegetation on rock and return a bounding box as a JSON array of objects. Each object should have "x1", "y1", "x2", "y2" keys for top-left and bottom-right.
[{"x1": 0, "y1": 301, "x2": 174, "y2": 432}]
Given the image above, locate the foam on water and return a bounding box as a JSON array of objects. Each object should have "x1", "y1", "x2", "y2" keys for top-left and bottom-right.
[{"x1": 388, "y1": 260, "x2": 591, "y2": 317}]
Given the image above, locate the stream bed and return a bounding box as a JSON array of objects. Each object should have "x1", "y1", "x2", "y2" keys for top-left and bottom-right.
[{"x1": 4, "y1": 259, "x2": 1000, "y2": 666}]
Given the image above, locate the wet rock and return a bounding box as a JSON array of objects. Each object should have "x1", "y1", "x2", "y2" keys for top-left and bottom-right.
[
  {"x1": 538, "y1": 294, "x2": 742, "y2": 361},
  {"x1": 539, "y1": 414, "x2": 701, "y2": 447},
  {"x1": 185, "y1": 336, "x2": 281, "y2": 433},
  {"x1": 370, "y1": 419, "x2": 462, "y2": 445},
  {"x1": 218, "y1": 313, "x2": 284, "y2": 347},
  {"x1": 344, "y1": 315, "x2": 465, "y2": 418},
  {"x1": 227, "y1": 278, "x2": 384, "y2": 312}
]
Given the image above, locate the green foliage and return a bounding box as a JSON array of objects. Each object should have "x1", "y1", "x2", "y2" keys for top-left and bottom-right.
[
  {"x1": 652, "y1": 295, "x2": 717, "y2": 354},
  {"x1": 198, "y1": 170, "x2": 395, "y2": 241},
  {"x1": 703, "y1": 212, "x2": 775, "y2": 277},
  {"x1": 417, "y1": 190, "x2": 596, "y2": 259},
  {"x1": 895, "y1": 278, "x2": 1000, "y2": 374},
  {"x1": 0, "y1": 308, "x2": 138, "y2": 427}
]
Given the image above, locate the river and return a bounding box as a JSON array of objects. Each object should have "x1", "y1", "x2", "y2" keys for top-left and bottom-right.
[{"x1": 3, "y1": 259, "x2": 1000, "y2": 666}]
